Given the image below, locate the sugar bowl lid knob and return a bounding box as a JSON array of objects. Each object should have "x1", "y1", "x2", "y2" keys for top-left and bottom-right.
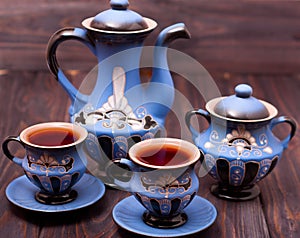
[
  {"x1": 235, "y1": 84, "x2": 253, "y2": 98},
  {"x1": 110, "y1": 0, "x2": 129, "y2": 10}
]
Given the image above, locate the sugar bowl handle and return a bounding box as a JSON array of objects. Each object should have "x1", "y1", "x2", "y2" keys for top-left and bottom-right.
[
  {"x1": 270, "y1": 116, "x2": 297, "y2": 149},
  {"x1": 46, "y1": 27, "x2": 96, "y2": 103},
  {"x1": 185, "y1": 109, "x2": 211, "y2": 139},
  {"x1": 2, "y1": 136, "x2": 24, "y2": 166}
]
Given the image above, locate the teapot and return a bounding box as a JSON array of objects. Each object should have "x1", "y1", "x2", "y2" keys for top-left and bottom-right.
[
  {"x1": 186, "y1": 84, "x2": 297, "y2": 201},
  {"x1": 46, "y1": 0, "x2": 191, "y2": 170}
]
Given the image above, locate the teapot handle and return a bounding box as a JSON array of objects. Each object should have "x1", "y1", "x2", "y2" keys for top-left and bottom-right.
[
  {"x1": 46, "y1": 27, "x2": 96, "y2": 103},
  {"x1": 270, "y1": 116, "x2": 297, "y2": 149},
  {"x1": 2, "y1": 136, "x2": 24, "y2": 166},
  {"x1": 185, "y1": 109, "x2": 211, "y2": 139}
]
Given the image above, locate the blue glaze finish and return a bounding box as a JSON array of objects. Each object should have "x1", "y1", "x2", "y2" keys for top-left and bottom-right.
[
  {"x1": 21, "y1": 146, "x2": 86, "y2": 194},
  {"x1": 6, "y1": 174, "x2": 105, "y2": 212},
  {"x1": 112, "y1": 195, "x2": 217, "y2": 237},
  {"x1": 121, "y1": 161, "x2": 199, "y2": 218},
  {"x1": 110, "y1": 0, "x2": 129, "y2": 9},
  {"x1": 235, "y1": 84, "x2": 252, "y2": 98},
  {"x1": 2, "y1": 122, "x2": 88, "y2": 196},
  {"x1": 135, "y1": 167, "x2": 198, "y2": 219},
  {"x1": 46, "y1": 1, "x2": 191, "y2": 163},
  {"x1": 186, "y1": 84, "x2": 297, "y2": 199},
  {"x1": 117, "y1": 138, "x2": 201, "y2": 221}
]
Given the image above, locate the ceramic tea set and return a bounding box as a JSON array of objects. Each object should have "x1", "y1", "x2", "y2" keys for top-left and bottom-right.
[
  {"x1": 2, "y1": 0, "x2": 297, "y2": 235},
  {"x1": 46, "y1": 0, "x2": 192, "y2": 187}
]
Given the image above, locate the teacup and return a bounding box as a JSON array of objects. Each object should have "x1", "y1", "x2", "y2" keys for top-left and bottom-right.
[
  {"x1": 2, "y1": 122, "x2": 88, "y2": 205},
  {"x1": 117, "y1": 138, "x2": 201, "y2": 228}
]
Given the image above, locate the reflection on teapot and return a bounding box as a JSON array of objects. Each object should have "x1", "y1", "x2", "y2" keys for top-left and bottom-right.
[{"x1": 46, "y1": 0, "x2": 191, "y2": 185}]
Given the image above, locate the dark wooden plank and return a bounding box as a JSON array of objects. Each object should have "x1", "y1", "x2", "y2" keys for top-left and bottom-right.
[
  {"x1": 256, "y1": 76, "x2": 300, "y2": 238},
  {"x1": 1, "y1": 0, "x2": 300, "y2": 73},
  {"x1": 0, "y1": 71, "x2": 69, "y2": 237}
]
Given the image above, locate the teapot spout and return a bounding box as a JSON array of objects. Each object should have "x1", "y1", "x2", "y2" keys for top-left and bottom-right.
[
  {"x1": 151, "y1": 23, "x2": 191, "y2": 85},
  {"x1": 145, "y1": 23, "x2": 190, "y2": 123},
  {"x1": 152, "y1": 23, "x2": 191, "y2": 72},
  {"x1": 156, "y1": 23, "x2": 191, "y2": 47}
]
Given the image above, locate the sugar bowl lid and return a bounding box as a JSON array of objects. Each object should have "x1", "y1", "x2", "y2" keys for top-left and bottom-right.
[
  {"x1": 87, "y1": 0, "x2": 149, "y2": 31},
  {"x1": 207, "y1": 84, "x2": 278, "y2": 121}
]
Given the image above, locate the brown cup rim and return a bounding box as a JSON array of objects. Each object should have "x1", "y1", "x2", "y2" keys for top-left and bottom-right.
[
  {"x1": 19, "y1": 122, "x2": 88, "y2": 149},
  {"x1": 129, "y1": 138, "x2": 200, "y2": 169}
]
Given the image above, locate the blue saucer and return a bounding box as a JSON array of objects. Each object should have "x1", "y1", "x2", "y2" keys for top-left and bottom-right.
[
  {"x1": 112, "y1": 195, "x2": 217, "y2": 237},
  {"x1": 6, "y1": 173, "x2": 105, "y2": 212}
]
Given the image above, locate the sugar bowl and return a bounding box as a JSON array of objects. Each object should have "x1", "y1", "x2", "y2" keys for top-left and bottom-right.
[{"x1": 186, "y1": 84, "x2": 297, "y2": 201}]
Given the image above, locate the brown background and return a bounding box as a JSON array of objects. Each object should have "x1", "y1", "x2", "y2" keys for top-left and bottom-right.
[{"x1": 1, "y1": 0, "x2": 300, "y2": 74}]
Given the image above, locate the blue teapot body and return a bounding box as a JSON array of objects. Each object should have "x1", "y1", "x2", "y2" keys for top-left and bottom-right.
[{"x1": 46, "y1": 1, "x2": 190, "y2": 163}]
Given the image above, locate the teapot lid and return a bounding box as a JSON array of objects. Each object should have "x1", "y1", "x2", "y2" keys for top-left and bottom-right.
[
  {"x1": 212, "y1": 84, "x2": 271, "y2": 120},
  {"x1": 89, "y1": 0, "x2": 149, "y2": 31}
]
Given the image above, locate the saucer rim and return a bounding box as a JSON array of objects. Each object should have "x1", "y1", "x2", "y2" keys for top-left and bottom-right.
[
  {"x1": 5, "y1": 173, "x2": 105, "y2": 213},
  {"x1": 112, "y1": 195, "x2": 217, "y2": 237}
]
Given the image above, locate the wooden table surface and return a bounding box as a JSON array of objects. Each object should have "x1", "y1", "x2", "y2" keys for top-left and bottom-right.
[{"x1": 0, "y1": 1, "x2": 299, "y2": 237}]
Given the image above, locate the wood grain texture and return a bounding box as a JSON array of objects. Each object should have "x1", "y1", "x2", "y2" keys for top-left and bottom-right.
[{"x1": 1, "y1": 0, "x2": 300, "y2": 73}]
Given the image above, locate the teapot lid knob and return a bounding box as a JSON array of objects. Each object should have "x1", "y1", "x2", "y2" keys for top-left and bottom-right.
[
  {"x1": 235, "y1": 84, "x2": 253, "y2": 98},
  {"x1": 89, "y1": 0, "x2": 149, "y2": 31},
  {"x1": 110, "y1": 0, "x2": 129, "y2": 10}
]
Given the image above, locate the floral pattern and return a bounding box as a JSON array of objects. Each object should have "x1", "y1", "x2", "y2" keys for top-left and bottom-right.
[
  {"x1": 204, "y1": 124, "x2": 273, "y2": 158},
  {"x1": 74, "y1": 67, "x2": 158, "y2": 131},
  {"x1": 27, "y1": 153, "x2": 74, "y2": 176},
  {"x1": 201, "y1": 124, "x2": 279, "y2": 187},
  {"x1": 203, "y1": 152, "x2": 279, "y2": 186},
  {"x1": 135, "y1": 192, "x2": 195, "y2": 217},
  {"x1": 141, "y1": 172, "x2": 192, "y2": 198}
]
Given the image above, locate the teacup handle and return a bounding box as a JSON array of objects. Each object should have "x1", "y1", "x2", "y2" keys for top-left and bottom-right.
[
  {"x1": 185, "y1": 109, "x2": 211, "y2": 139},
  {"x1": 2, "y1": 136, "x2": 24, "y2": 166},
  {"x1": 270, "y1": 116, "x2": 297, "y2": 149},
  {"x1": 112, "y1": 158, "x2": 139, "y2": 191},
  {"x1": 117, "y1": 158, "x2": 140, "y2": 171},
  {"x1": 46, "y1": 27, "x2": 96, "y2": 103}
]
